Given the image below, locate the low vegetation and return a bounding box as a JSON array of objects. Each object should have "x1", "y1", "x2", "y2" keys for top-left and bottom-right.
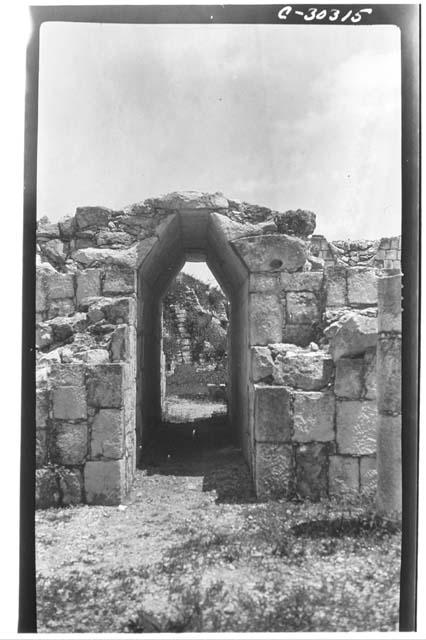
[{"x1": 36, "y1": 441, "x2": 400, "y2": 633}]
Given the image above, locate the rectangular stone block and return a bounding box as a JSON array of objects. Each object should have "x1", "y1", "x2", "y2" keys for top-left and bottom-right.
[
  {"x1": 47, "y1": 298, "x2": 75, "y2": 319},
  {"x1": 273, "y1": 350, "x2": 333, "y2": 390},
  {"x1": 336, "y1": 400, "x2": 377, "y2": 455},
  {"x1": 249, "y1": 293, "x2": 282, "y2": 346},
  {"x1": 360, "y1": 456, "x2": 377, "y2": 495},
  {"x1": 377, "y1": 336, "x2": 401, "y2": 414},
  {"x1": 390, "y1": 237, "x2": 400, "y2": 250},
  {"x1": 91, "y1": 409, "x2": 124, "y2": 460},
  {"x1": 103, "y1": 265, "x2": 135, "y2": 295},
  {"x1": 347, "y1": 267, "x2": 377, "y2": 306},
  {"x1": 36, "y1": 428, "x2": 47, "y2": 467},
  {"x1": 376, "y1": 415, "x2": 402, "y2": 516},
  {"x1": 280, "y1": 271, "x2": 323, "y2": 292},
  {"x1": 325, "y1": 266, "x2": 347, "y2": 307},
  {"x1": 282, "y1": 324, "x2": 314, "y2": 347},
  {"x1": 36, "y1": 468, "x2": 60, "y2": 509},
  {"x1": 86, "y1": 364, "x2": 124, "y2": 408},
  {"x1": 59, "y1": 468, "x2": 84, "y2": 506},
  {"x1": 293, "y1": 391, "x2": 335, "y2": 443},
  {"x1": 51, "y1": 422, "x2": 88, "y2": 465},
  {"x1": 76, "y1": 268, "x2": 101, "y2": 306},
  {"x1": 36, "y1": 388, "x2": 49, "y2": 427},
  {"x1": 52, "y1": 386, "x2": 87, "y2": 420},
  {"x1": 334, "y1": 357, "x2": 363, "y2": 399},
  {"x1": 45, "y1": 271, "x2": 75, "y2": 300},
  {"x1": 295, "y1": 443, "x2": 329, "y2": 500},
  {"x1": 36, "y1": 275, "x2": 47, "y2": 313},
  {"x1": 328, "y1": 455, "x2": 360, "y2": 496},
  {"x1": 363, "y1": 349, "x2": 377, "y2": 400},
  {"x1": 50, "y1": 363, "x2": 86, "y2": 387},
  {"x1": 377, "y1": 274, "x2": 402, "y2": 333},
  {"x1": 254, "y1": 385, "x2": 292, "y2": 442},
  {"x1": 255, "y1": 442, "x2": 293, "y2": 499},
  {"x1": 249, "y1": 273, "x2": 279, "y2": 293},
  {"x1": 286, "y1": 291, "x2": 319, "y2": 324},
  {"x1": 84, "y1": 459, "x2": 126, "y2": 505},
  {"x1": 251, "y1": 346, "x2": 274, "y2": 382}
]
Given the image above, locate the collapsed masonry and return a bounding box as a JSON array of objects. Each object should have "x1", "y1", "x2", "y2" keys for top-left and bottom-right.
[{"x1": 35, "y1": 191, "x2": 402, "y2": 516}]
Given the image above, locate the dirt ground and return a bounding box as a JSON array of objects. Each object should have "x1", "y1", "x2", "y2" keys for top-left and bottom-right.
[{"x1": 36, "y1": 422, "x2": 401, "y2": 633}]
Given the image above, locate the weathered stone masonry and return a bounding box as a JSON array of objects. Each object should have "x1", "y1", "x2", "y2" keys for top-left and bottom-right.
[{"x1": 35, "y1": 191, "x2": 402, "y2": 512}]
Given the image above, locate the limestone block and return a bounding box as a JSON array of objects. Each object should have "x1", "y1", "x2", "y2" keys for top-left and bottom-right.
[
  {"x1": 50, "y1": 363, "x2": 85, "y2": 387},
  {"x1": 255, "y1": 443, "x2": 293, "y2": 499},
  {"x1": 295, "y1": 443, "x2": 328, "y2": 500},
  {"x1": 36, "y1": 323, "x2": 53, "y2": 349},
  {"x1": 293, "y1": 391, "x2": 335, "y2": 442},
  {"x1": 83, "y1": 349, "x2": 110, "y2": 364},
  {"x1": 76, "y1": 269, "x2": 101, "y2": 306},
  {"x1": 328, "y1": 455, "x2": 359, "y2": 496},
  {"x1": 36, "y1": 274, "x2": 47, "y2": 313},
  {"x1": 325, "y1": 311, "x2": 377, "y2": 361},
  {"x1": 325, "y1": 266, "x2": 347, "y2": 307},
  {"x1": 36, "y1": 429, "x2": 47, "y2": 467},
  {"x1": 50, "y1": 313, "x2": 87, "y2": 341},
  {"x1": 91, "y1": 409, "x2": 124, "y2": 459},
  {"x1": 103, "y1": 265, "x2": 135, "y2": 295},
  {"x1": 52, "y1": 386, "x2": 87, "y2": 420},
  {"x1": 72, "y1": 245, "x2": 137, "y2": 269},
  {"x1": 254, "y1": 385, "x2": 292, "y2": 442},
  {"x1": 286, "y1": 292, "x2": 319, "y2": 324},
  {"x1": 36, "y1": 468, "x2": 61, "y2": 509},
  {"x1": 51, "y1": 422, "x2": 88, "y2": 465},
  {"x1": 249, "y1": 293, "x2": 282, "y2": 345},
  {"x1": 377, "y1": 336, "x2": 401, "y2": 414},
  {"x1": 86, "y1": 364, "x2": 124, "y2": 408},
  {"x1": 45, "y1": 272, "x2": 75, "y2": 300},
  {"x1": 376, "y1": 414, "x2": 402, "y2": 516},
  {"x1": 281, "y1": 324, "x2": 314, "y2": 347},
  {"x1": 280, "y1": 271, "x2": 323, "y2": 292},
  {"x1": 273, "y1": 350, "x2": 333, "y2": 390},
  {"x1": 47, "y1": 299, "x2": 75, "y2": 320},
  {"x1": 360, "y1": 456, "x2": 377, "y2": 495},
  {"x1": 377, "y1": 274, "x2": 402, "y2": 332},
  {"x1": 75, "y1": 206, "x2": 111, "y2": 230},
  {"x1": 146, "y1": 191, "x2": 229, "y2": 210},
  {"x1": 363, "y1": 349, "x2": 377, "y2": 400},
  {"x1": 42, "y1": 239, "x2": 67, "y2": 266},
  {"x1": 58, "y1": 468, "x2": 83, "y2": 506},
  {"x1": 84, "y1": 459, "x2": 126, "y2": 505},
  {"x1": 36, "y1": 388, "x2": 49, "y2": 427},
  {"x1": 251, "y1": 346, "x2": 274, "y2": 381},
  {"x1": 232, "y1": 235, "x2": 307, "y2": 273},
  {"x1": 37, "y1": 221, "x2": 60, "y2": 238},
  {"x1": 336, "y1": 400, "x2": 377, "y2": 455},
  {"x1": 249, "y1": 273, "x2": 279, "y2": 293},
  {"x1": 96, "y1": 230, "x2": 134, "y2": 246},
  {"x1": 58, "y1": 215, "x2": 75, "y2": 239},
  {"x1": 334, "y1": 357, "x2": 363, "y2": 399},
  {"x1": 347, "y1": 267, "x2": 377, "y2": 306},
  {"x1": 273, "y1": 209, "x2": 316, "y2": 237}
]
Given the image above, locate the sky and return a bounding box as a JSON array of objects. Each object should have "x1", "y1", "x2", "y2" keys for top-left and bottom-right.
[{"x1": 37, "y1": 22, "x2": 401, "y2": 285}]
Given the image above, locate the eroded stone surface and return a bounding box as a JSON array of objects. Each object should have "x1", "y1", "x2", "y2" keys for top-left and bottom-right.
[
  {"x1": 91, "y1": 409, "x2": 124, "y2": 460},
  {"x1": 254, "y1": 385, "x2": 292, "y2": 442},
  {"x1": 329, "y1": 455, "x2": 359, "y2": 496},
  {"x1": 255, "y1": 443, "x2": 293, "y2": 499},
  {"x1": 249, "y1": 293, "x2": 282, "y2": 345},
  {"x1": 251, "y1": 347, "x2": 274, "y2": 382},
  {"x1": 52, "y1": 386, "x2": 87, "y2": 420},
  {"x1": 334, "y1": 357, "x2": 363, "y2": 399},
  {"x1": 232, "y1": 235, "x2": 307, "y2": 273},
  {"x1": 336, "y1": 400, "x2": 377, "y2": 455},
  {"x1": 325, "y1": 311, "x2": 377, "y2": 361},
  {"x1": 59, "y1": 468, "x2": 84, "y2": 506},
  {"x1": 377, "y1": 336, "x2": 401, "y2": 414},
  {"x1": 295, "y1": 443, "x2": 328, "y2": 500},
  {"x1": 293, "y1": 391, "x2": 335, "y2": 443},
  {"x1": 87, "y1": 364, "x2": 124, "y2": 408},
  {"x1": 51, "y1": 422, "x2": 88, "y2": 465},
  {"x1": 347, "y1": 267, "x2": 377, "y2": 305},
  {"x1": 84, "y1": 459, "x2": 126, "y2": 505},
  {"x1": 36, "y1": 468, "x2": 60, "y2": 509},
  {"x1": 273, "y1": 348, "x2": 333, "y2": 390}
]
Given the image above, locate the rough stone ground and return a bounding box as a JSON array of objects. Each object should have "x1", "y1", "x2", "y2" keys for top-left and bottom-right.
[
  {"x1": 162, "y1": 395, "x2": 227, "y2": 422},
  {"x1": 36, "y1": 421, "x2": 401, "y2": 633}
]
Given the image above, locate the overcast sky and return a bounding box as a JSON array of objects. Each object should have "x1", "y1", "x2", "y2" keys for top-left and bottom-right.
[{"x1": 37, "y1": 22, "x2": 401, "y2": 285}]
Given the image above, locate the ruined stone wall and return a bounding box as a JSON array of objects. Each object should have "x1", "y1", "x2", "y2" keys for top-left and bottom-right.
[
  {"x1": 35, "y1": 191, "x2": 402, "y2": 510},
  {"x1": 310, "y1": 235, "x2": 401, "y2": 271}
]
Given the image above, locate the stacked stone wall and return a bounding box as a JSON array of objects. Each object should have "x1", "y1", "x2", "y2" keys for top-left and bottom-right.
[
  {"x1": 310, "y1": 234, "x2": 401, "y2": 271},
  {"x1": 35, "y1": 191, "x2": 402, "y2": 512}
]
